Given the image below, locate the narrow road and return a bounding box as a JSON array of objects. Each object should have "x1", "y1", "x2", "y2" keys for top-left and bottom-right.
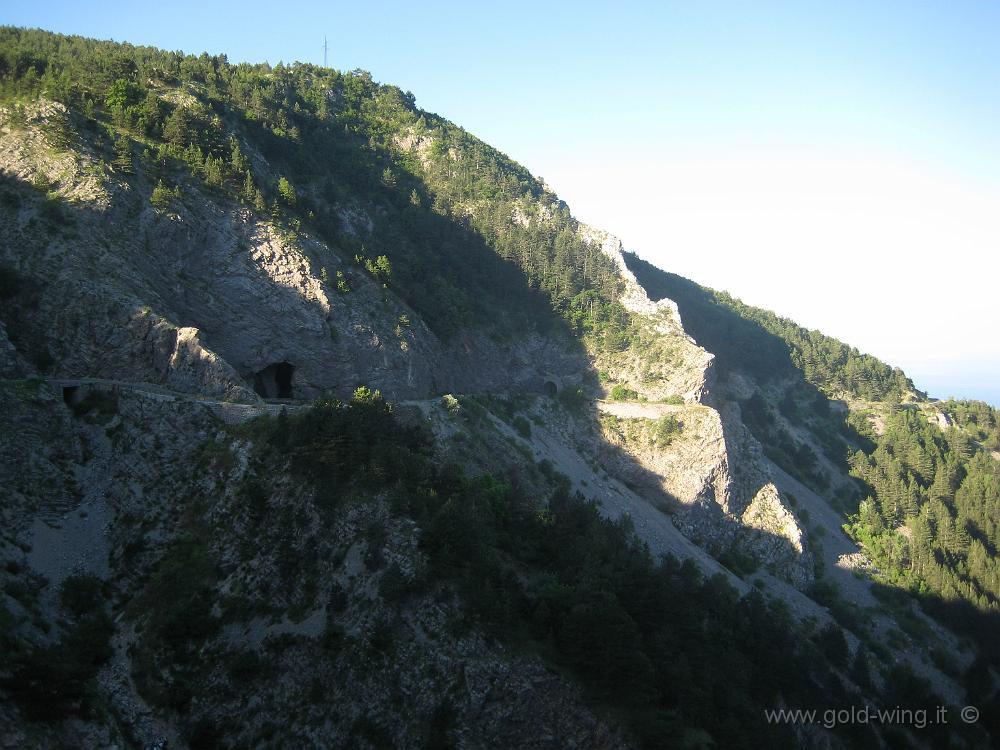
[{"x1": 43, "y1": 377, "x2": 307, "y2": 423}]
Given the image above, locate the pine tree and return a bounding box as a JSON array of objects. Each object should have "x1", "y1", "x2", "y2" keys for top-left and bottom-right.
[
  {"x1": 163, "y1": 106, "x2": 191, "y2": 147},
  {"x1": 954, "y1": 520, "x2": 972, "y2": 555},
  {"x1": 253, "y1": 187, "x2": 266, "y2": 212},
  {"x1": 851, "y1": 648, "x2": 873, "y2": 690},
  {"x1": 901, "y1": 484, "x2": 920, "y2": 518},
  {"x1": 949, "y1": 431, "x2": 973, "y2": 460},
  {"x1": 929, "y1": 466, "x2": 953, "y2": 503},
  {"x1": 229, "y1": 136, "x2": 248, "y2": 173},
  {"x1": 242, "y1": 171, "x2": 256, "y2": 203},
  {"x1": 112, "y1": 136, "x2": 133, "y2": 175},
  {"x1": 150, "y1": 180, "x2": 177, "y2": 211},
  {"x1": 203, "y1": 156, "x2": 224, "y2": 187},
  {"x1": 277, "y1": 176, "x2": 296, "y2": 206}
]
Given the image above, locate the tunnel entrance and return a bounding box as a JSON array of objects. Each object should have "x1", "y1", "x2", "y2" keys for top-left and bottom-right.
[
  {"x1": 274, "y1": 362, "x2": 294, "y2": 398},
  {"x1": 253, "y1": 362, "x2": 295, "y2": 399},
  {"x1": 543, "y1": 380, "x2": 559, "y2": 398},
  {"x1": 62, "y1": 385, "x2": 81, "y2": 407}
]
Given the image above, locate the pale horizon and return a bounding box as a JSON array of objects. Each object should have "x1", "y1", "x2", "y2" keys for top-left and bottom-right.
[{"x1": 537, "y1": 140, "x2": 1000, "y2": 406}]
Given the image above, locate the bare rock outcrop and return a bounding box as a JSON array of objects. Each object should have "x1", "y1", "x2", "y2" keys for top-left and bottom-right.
[
  {"x1": 580, "y1": 225, "x2": 715, "y2": 404},
  {"x1": 581, "y1": 227, "x2": 812, "y2": 586},
  {"x1": 596, "y1": 400, "x2": 812, "y2": 586}
]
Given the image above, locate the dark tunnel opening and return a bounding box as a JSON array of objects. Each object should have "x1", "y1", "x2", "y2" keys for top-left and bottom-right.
[
  {"x1": 274, "y1": 362, "x2": 294, "y2": 398},
  {"x1": 62, "y1": 385, "x2": 80, "y2": 406},
  {"x1": 253, "y1": 362, "x2": 295, "y2": 399}
]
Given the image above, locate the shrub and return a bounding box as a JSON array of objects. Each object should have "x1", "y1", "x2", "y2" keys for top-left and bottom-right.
[
  {"x1": 336, "y1": 270, "x2": 350, "y2": 293},
  {"x1": 144, "y1": 537, "x2": 220, "y2": 656},
  {"x1": 610, "y1": 384, "x2": 639, "y2": 401},
  {"x1": 150, "y1": 180, "x2": 180, "y2": 211},
  {"x1": 379, "y1": 562, "x2": 410, "y2": 601},
  {"x1": 224, "y1": 648, "x2": 267, "y2": 683},
  {"x1": 718, "y1": 547, "x2": 760, "y2": 577},
  {"x1": 352, "y1": 385, "x2": 382, "y2": 405},
  {"x1": 38, "y1": 196, "x2": 72, "y2": 228},
  {"x1": 653, "y1": 415, "x2": 682, "y2": 446},
  {"x1": 277, "y1": 176, "x2": 296, "y2": 205}
]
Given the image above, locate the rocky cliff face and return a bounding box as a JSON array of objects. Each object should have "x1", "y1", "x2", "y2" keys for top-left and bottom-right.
[
  {"x1": 580, "y1": 224, "x2": 714, "y2": 403},
  {"x1": 579, "y1": 228, "x2": 813, "y2": 586},
  {"x1": 0, "y1": 102, "x2": 586, "y2": 406}
]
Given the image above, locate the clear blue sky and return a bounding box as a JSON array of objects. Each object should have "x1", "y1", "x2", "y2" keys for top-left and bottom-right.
[{"x1": 6, "y1": 1, "x2": 1000, "y2": 404}]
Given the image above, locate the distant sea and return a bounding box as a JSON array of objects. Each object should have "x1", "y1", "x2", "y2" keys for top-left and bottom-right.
[{"x1": 909, "y1": 367, "x2": 1000, "y2": 408}]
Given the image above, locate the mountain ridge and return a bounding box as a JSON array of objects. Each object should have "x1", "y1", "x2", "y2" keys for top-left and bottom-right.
[{"x1": 1, "y1": 27, "x2": 999, "y2": 749}]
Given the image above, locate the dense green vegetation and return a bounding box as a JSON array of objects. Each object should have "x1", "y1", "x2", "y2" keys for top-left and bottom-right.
[
  {"x1": 653, "y1": 414, "x2": 683, "y2": 446},
  {"x1": 843, "y1": 402, "x2": 1000, "y2": 731},
  {"x1": 846, "y1": 406, "x2": 1000, "y2": 612},
  {"x1": 940, "y1": 399, "x2": 1000, "y2": 452},
  {"x1": 609, "y1": 384, "x2": 640, "y2": 401},
  {"x1": 0, "y1": 26, "x2": 628, "y2": 345}
]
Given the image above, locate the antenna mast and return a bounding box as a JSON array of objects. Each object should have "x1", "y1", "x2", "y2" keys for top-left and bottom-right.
[{"x1": 322, "y1": 36, "x2": 328, "y2": 68}]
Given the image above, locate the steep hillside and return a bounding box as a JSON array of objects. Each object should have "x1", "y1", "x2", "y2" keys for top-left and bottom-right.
[
  {"x1": 1, "y1": 27, "x2": 998, "y2": 749},
  {"x1": 624, "y1": 252, "x2": 1000, "y2": 728}
]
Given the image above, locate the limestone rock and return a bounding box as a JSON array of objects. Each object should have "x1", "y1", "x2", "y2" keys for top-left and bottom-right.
[{"x1": 0, "y1": 107, "x2": 584, "y2": 404}]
